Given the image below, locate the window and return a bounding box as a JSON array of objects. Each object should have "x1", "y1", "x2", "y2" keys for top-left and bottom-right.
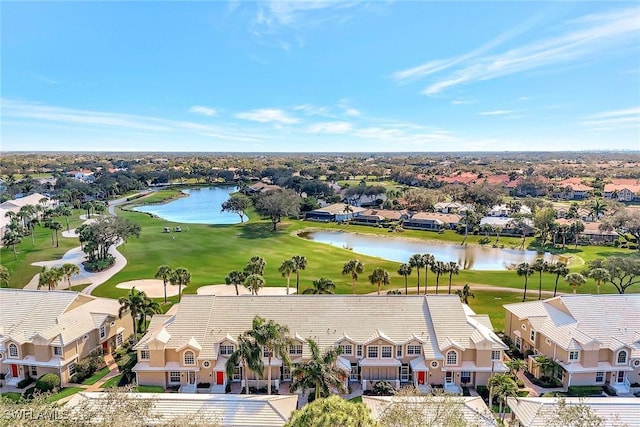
[
  {"x1": 356, "y1": 345, "x2": 363, "y2": 357},
  {"x1": 446, "y1": 350, "x2": 458, "y2": 366},
  {"x1": 397, "y1": 346, "x2": 403, "y2": 358},
  {"x1": 263, "y1": 348, "x2": 270, "y2": 358},
  {"x1": 617, "y1": 350, "x2": 628, "y2": 365},
  {"x1": 232, "y1": 366, "x2": 241, "y2": 381},
  {"x1": 521, "y1": 324, "x2": 527, "y2": 331},
  {"x1": 53, "y1": 346, "x2": 62, "y2": 357},
  {"x1": 514, "y1": 336, "x2": 521, "y2": 350},
  {"x1": 569, "y1": 351, "x2": 580, "y2": 361},
  {"x1": 202, "y1": 361, "x2": 211, "y2": 368},
  {"x1": 491, "y1": 350, "x2": 501, "y2": 361},
  {"x1": 289, "y1": 344, "x2": 303, "y2": 356},
  {"x1": 169, "y1": 371, "x2": 181, "y2": 383},
  {"x1": 140, "y1": 350, "x2": 150, "y2": 360},
  {"x1": 530, "y1": 330, "x2": 536, "y2": 342},
  {"x1": 184, "y1": 350, "x2": 195, "y2": 365},
  {"x1": 407, "y1": 345, "x2": 422, "y2": 355},
  {"x1": 381, "y1": 346, "x2": 392, "y2": 358},
  {"x1": 368, "y1": 346, "x2": 378, "y2": 358},
  {"x1": 461, "y1": 371, "x2": 471, "y2": 384},
  {"x1": 116, "y1": 333, "x2": 123, "y2": 347},
  {"x1": 68, "y1": 363, "x2": 76, "y2": 376},
  {"x1": 31, "y1": 366, "x2": 37, "y2": 376},
  {"x1": 100, "y1": 325, "x2": 106, "y2": 339},
  {"x1": 8, "y1": 343, "x2": 18, "y2": 358},
  {"x1": 339, "y1": 344, "x2": 352, "y2": 355},
  {"x1": 220, "y1": 345, "x2": 235, "y2": 356},
  {"x1": 595, "y1": 371, "x2": 604, "y2": 383}
]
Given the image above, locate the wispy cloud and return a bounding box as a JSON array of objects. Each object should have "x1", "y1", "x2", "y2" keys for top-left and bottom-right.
[
  {"x1": 451, "y1": 99, "x2": 477, "y2": 105},
  {"x1": 235, "y1": 108, "x2": 300, "y2": 124},
  {"x1": 189, "y1": 106, "x2": 217, "y2": 116},
  {"x1": 307, "y1": 121, "x2": 352, "y2": 134},
  {"x1": 581, "y1": 107, "x2": 640, "y2": 129},
  {"x1": 393, "y1": 7, "x2": 640, "y2": 95},
  {"x1": 479, "y1": 110, "x2": 515, "y2": 116},
  {"x1": 292, "y1": 104, "x2": 332, "y2": 117},
  {"x1": 30, "y1": 73, "x2": 60, "y2": 85}
]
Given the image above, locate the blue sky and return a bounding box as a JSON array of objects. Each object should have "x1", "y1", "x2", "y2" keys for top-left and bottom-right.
[{"x1": 2, "y1": 1, "x2": 639, "y2": 152}]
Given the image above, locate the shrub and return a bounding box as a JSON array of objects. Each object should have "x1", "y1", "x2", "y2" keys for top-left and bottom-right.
[
  {"x1": 17, "y1": 377, "x2": 34, "y2": 389},
  {"x1": 476, "y1": 385, "x2": 488, "y2": 400},
  {"x1": 516, "y1": 379, "x2": 525, "y2": 388},
  {"x1": 373, "y1": 380, "x2": 396, "y2": 396},
  {"x1": 567, "y1": 386, "x2": 603, "y2": 397},
  {"x1": 22, "y1": 386, "x2": 36, "y2": 400},
  {"x1": 603, "y1": 384, "x2": 617, "y2": 396},
  {"x1": 35, "y1": 373, "x2": 60, "y2": 393},
  {"x1": 307, "y1": 390, "x2": 316, "y2": 403},
  {"x1": 462, "y1": 387, "x2": 471, "y2": 396},
  {"x1": 225, "y1": 383, "x2": 231, "y2": 394},
  {"x1": 197, "y1": 382, "x2": 210, "y2": 388}
]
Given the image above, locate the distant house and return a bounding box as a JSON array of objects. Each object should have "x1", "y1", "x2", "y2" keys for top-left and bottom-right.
[
  {"x1": 487, "y1": 204, "x2": 531, "y2": 218},
  {"x1": 351, "y1": 209, "x2": 409, "y2": 226},
  {"x1": 480, "y1": 217, "x2": 535, "y2": 236},
  {"x1": 246, "y1": 182, "x2": 281, "y2": 194},
  {"x1": 604, "y1": 180, "x2": 640, "y2": 202},
  {"x1": 403, "y1": 212, "x2": 461, "y2": 231},
  {"x1": 305, "y1": 203, "x2": 366, "y2": 222},
  {"x1": 434, "y1": 202, "x2": 471, "y2": 214},
  {"x1": 66, "y1": 170, "x2": 95, "y2": 183},
  {"x1": 0, "y1": 193, "x2": 53, "y2": 240},
  {"x1": 580, "y1": 222, "x2": 618, "y2": 243},
  {"x1": 555, "y1": 178, "x2": 594, "y2": 200}
]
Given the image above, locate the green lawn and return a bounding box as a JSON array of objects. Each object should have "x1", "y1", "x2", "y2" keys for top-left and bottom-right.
[
  {"x1": 134, "y1": 385, "x2": 165, "y2": 393},
  {"x1": 70, "y1": 283, "x2": 91, "y2": 292},
  {"x1": 46, "y1": 387, "x2": 84, "y2": 402},
  {"x1": 1, "y1": 392, "x2": 22, "y2": 402},
  {"x1": 100, "y1": 374, "x2": 123, "y2": 389},
  {"x1": 348, "y1": 396, "x2": 363, "y2": 403},
  {"x1": 81, "y1": 366, "x2": 111, "y2": 385}
]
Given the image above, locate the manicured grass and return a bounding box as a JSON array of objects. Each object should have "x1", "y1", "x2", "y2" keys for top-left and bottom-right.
[
  {"x1": 46, "y1": 387, "x2": 84, "y2": 402},
  {"x1": 466, "y1": 290, "x2": 526, "y2": 332},
  {"x1": 70, "y1": 283, "x2": 91, "y2": 292},
  {"x1": 81, "y1": 366, "x2": 111, "y2": 385},
  {"x1": 135, "y1": 385, "x2": 165, "y2": 393},
  {"x1": 100, "y1": 374, "x2": 123, "y2": 389},
  {"x1": 127, "y1": 189, "x2": 184, "y2": 206},
  {"x1": 1, "y1": 392, "x2": 22, "y2": 402},
  {"x1": 348, "y1": 395, "x2": 363, "y2": 403}
]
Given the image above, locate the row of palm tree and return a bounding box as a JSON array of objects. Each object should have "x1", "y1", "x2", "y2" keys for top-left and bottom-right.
[
  {"x1": 37, "y1": 263, "x2": 80, "y2": 291},
  {"x1": 404, "y1": 253, "x2": 460, "y2": 295},
  {"x1": 117, "y1": 286, "x2": 162, "y2": 343},
  {"x1": 154, "y1": 265, "x2": 191, "y2": 303}
]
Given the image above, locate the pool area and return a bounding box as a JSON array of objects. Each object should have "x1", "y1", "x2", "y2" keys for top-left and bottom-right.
[
  {"x1": 132, "y1": 187, "x2": 247, "y2": 224},
  {"x1": 301, "y1": 230, "x2": 557, "y2": 271}
]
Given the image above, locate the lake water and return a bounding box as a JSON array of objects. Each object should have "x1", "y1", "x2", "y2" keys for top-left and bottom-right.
[
  {"x1": 302, "y1": 231, "x2": 556, "y2": 270},
  {"x1": 132, "y1": 187, "x2": 247, "y2": 224}
]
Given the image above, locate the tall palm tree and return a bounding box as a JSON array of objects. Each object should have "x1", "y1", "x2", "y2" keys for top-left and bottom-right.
[
  {"x1": 170, "y1": 267, "x2": 191, "y2": 302},
  {"x1": 2, "y1": 230, "x2": 22, "y2": 260},
  {"x1": 302, "y1": 278, "x2": 335, "y2": 294},
  {"x1": 588, "y1": 267, "x2": 610, "y2": 294},
  {"x1": 244, "y1": 274, "x2": 265, "y2": 295},
  {"x1": 342, "y1": 259, "x2": 365, "y2": 295},
  {"x1": 279, "y1": 259, "x2": 296, "y2": 295},
  {"x1": 368, "y1": 267, "x2": 390, "y2": 295},
  {"x1": 60, "y1": 263, "x2": 80, "y2": 290},
  {"x1": 225, "y1": 270, "x2": 246, "y2": 296},
  {"x1": 517, "y1": 262, "x2": 534, "y2": 302},
  {"x1": 118, "y1": 286, "x2": 147, "y2": 343},
  {"x1": 0, "y1": 265, "x2": 9, "y2": 288},
  {"x1": 447, "y1": 261, "x2": 460, "y2": 294},
  {"x1": 140, "y1": 296, "x2": 162, "y2": 334},
  {"x1": 408, "y1": 254, "x2": 425, "y2": 294},
  {"x1": 38, "y1": 266, "x2": 62, "y2": 291},
  {"x1": 248, "y1": 316, "x2": 291, "y2": 395},
  {"x1": 245, "y1": 256, "x2": 266, "y2": 276},
  {"x1": 226, "y1": 333, "x2": 264, "y2": 394},
  {"x1": 421, "y1": 254, "x2": 435, "y2": 294},
  {"x1": 564, "y1": 272, "x2": 586, "y2": 294},
  {"x1": 432, "y1": 261, "x2": 447, "y2": 294},
  {"x1": 532, "y1": 258, "x2": 548, "y2": 300},
  {"x1": 57, "y1": 205, "x2": 72, "y2": 231},
  {"x1": 548, "y1": 261, "x2": 569, "y2": 297},
  {"x1": 455, "y1": 283, "x2": 475, "y2": 304},
  {"x1": 290, "y1": 338, "x2": 347, "y2": 401},
  {"x1": 292, "y1": 255, "x2": 307, "y2": 295},
  {"x1": 489, "y1": 374, "x2": 518, "y2": 421},
  {"x1": 397, "y1": 263, "x2": 412, "y2": 295},
  {"x1": 589, "y1": 198, "x2": 606, "y2": 219},
  {"x1": 505, "y1": 358, "x2": 527, "y2": 380},
  {"x1": 154, "y1": 265, "x2": 174, "y2": 304}
]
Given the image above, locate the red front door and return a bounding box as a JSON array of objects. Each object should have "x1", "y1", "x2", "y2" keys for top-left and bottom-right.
[
  {"x1": 11, "y1": 364, "x2": 18, "y2": 377},
  {"x1": 417, "y1": 371, "x2": 425, "y2": 385},
  {"x1": 216, "y1": 371, "x2": 224, "y2": 385},
  {"x1": 102, "y1": 341, "x2": 108, "y2": 351}
]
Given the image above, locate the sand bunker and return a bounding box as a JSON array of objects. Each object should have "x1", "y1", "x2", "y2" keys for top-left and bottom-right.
[{"x1": 116, "y1": 279, "x2": 180, "y2": 298}]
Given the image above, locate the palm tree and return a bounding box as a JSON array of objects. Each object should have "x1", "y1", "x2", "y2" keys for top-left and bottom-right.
[
  {"x1": 290, "y1": 338, "x2": 347, "y2": 401},
  {"x1": 154, "y1": 265, "x2": 174, "y2": 304},
  {"x1": 517, "y1": 262, "x2": 534, "y2": 302},
  {"x1": 244, "y1": 274, "x2": 265, "y2": 295},
  {"x1": 588, "y1": 268, "x2": 610, "y2": 294},
  {"x1": 248, "y1": 316, "x2": 291, "y2": 395},
  {"x1": 244, "y1": 256, "x2": 266, "y2": 276},
  {"x1": 590, "y1": 198, "x2": 606, "y2": 219},
  {"x1": 505, "y1": 358, "x2": 527, "y2": 380},
  {"x1": 170, "y1": 267, "x2": 191, "y2": 302},
  {"x1": 534, "y1": 355, "x2": 560, "y2": 380},
  {"x1": 50, "y1": 221, "x2": 62, "y2": 247},
  {"x1": 279, "y1": 259, "x2": 296, "y2": 295},
  {"x1": 548, "y1": 261, "x2": 569, "y2": 297},
  {"x1": 564, "y1": 272, "x2": 586, "y2": 294},
  {"x1": 532, "y1": 258, "x2": 548, "y2": 300},
  {"x1": 140, "y1": 295, "x2": 161, "y2": 334},
  {"x1": 2, "y1": 230, "x2": 22, "y2": 260},
  {"x1": 408, "y1": 254, "x2": 425, "y2": 294},
  {"x1": 368, "y1": 267, "x2": 390, "y2": 295},
  {"x1": 0, "y1": 265, "x2": 9, "y2": 288},
  {"x1": 303, "y1": 278, "x2": 335, "y2": 294},
  {"x1": 432, "y1": 261, "x2": 446, "y2": 294},
  {"x1": 292, "y1": 255, "x2": 307, "y2": 294},
  {"x1": 397, "y1": 263, "x2": 412, "y2": 295},
  {"x1": 38, "y1": 266, "x2": 62, "y2": 291},
  {"x1": 226, "y1": 333, "x2": 264, "y2": 394},
  {"x1": 489, "y1": 374, "x2": 518, "y2": 420},
  {"x1": 118, "y1": 286, "x2": 147, "y2": 343},
  {"x1": 342, "y1": 259, "x2": 365, "y2": 294},
  {"x1": 57, "y1": 205, "x2": 72, "y2": 232},
  {"x1": 60, "y1": 263, "x2": 80, "y2": 290},
  {"x1": 421, "y1": 253, "x2": 435, "y2": 294},
  {"x1": 446, "y1": 261, "x2": 459, "y2": 294},
  {"x1": 225, "y1": 270, "x2": 246, "y2": 296},
  {"x1": 455, "y1": 283, "x2": 475, "y2": 304}
]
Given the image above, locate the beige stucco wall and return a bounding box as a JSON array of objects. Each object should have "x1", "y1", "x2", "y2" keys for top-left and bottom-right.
[
  {"x1": 138, "y1": 371, "x2": 167, "y2": 387},
  {"x1": 361, "y1": 366, "x2": 397, "y2": 381}
]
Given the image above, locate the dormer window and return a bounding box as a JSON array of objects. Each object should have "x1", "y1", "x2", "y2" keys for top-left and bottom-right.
[
  {"x1": 569, "y1": 351, "x2": 580, "y2": 361},
  {"x1": 617, "y1": 350, "x2": 628, "y2": 365},
  {"x1": 53, "y1": 346, "x2": 62, "y2": 357},
  {"x1": 100, "y1": 325, "x2": 106, "y2": 339},
  {"x1": 289, "y1": 344, "x2": 303, "y2": 355},
  {"x1": 381, "y1": 346, "x2": 392, "y2": 358},
  {"x1": 446, "y1": 350, "x2": 458, "y2": 366},
  {"x1": 8, "y1": 343, "x2": 18, "y2": 358},
  {"x1": 407, "y1": 345, "x2": 421, "y2": 355},
  {"x1": 338, "y1": 344, "x2": 352, "y2": 355},
  {"x1": 184, "y1": 350, "x2": 195, "y2": 365},
  {"x1": 140, "y1": 350, "x2": 150, "y2": 360},
  {"x1": 219, "y1": 345, "x2": 234, "y2": 356}
]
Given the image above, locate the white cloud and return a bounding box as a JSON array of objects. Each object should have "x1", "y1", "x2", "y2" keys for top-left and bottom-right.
[
  {"x1": 479, "y1": 110, "x2": 515, "y2": 116},
  {"x1": 586, "y1": 107, "x2": 640, "y2": 119},
  {"x1": 451, "y1": 99, "x2": 477, "y2": 105},
  {"x1": 292, "y1": 104, "x2": 331, "y2": 117},
  {"x1": 235, "y1": 108, "x2": 300, "y2": 124},
  {"x1": 344, "y1": 108, "x2": 360, "y2": 117},
  {"x1": 581, "y1": 107, "x2": 640, "y2": 130},
  {"x1": 307, "y1": 121, "x2": 352, "y2": 134},
  {"x1": 189, "y1": 106, "x2": 217, "y2": 116}
]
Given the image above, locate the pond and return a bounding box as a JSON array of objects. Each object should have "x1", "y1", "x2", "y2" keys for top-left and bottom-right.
[
  {"x1": 301, "y1": 230, "x2": 557, "y2": 271},
  {"x1": 132, "y1": 187, "x2": 247, "y2": 224}
]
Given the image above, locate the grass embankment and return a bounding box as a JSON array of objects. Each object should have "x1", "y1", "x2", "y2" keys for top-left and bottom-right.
[
  {"x1": 46, "y1": 387, "x2": 84, "y2": 402},
  {"x1": 100, "y1": 374, "x2": 123, "y2": 389},
  {"x1": 125, "y1": 189, "x2": 185, "y2": 207},
  {"x1": 80, "y1": 366, "x2": 111, "y2": 385}
]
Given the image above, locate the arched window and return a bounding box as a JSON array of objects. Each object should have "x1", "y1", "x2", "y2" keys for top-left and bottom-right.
[
  {"x1": 446, "y1": 350, "x2": 457, "y2": 366},
  {"x1": 8, "y1": 343, "x2": 18, "y2": 358},
  {"x1": 184, "y1": 350, "x2": 195, "y2": 365},
  {"x1": 617, "y1": 350, "x2": 628, "y2": 365}
]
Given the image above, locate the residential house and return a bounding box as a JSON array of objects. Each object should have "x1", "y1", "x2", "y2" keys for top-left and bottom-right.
[
  {"x1": 0, "y1": 193, "x2": 53, "y2": 240},
  {"x1": 66, "y1": 170, "x2": 95, "y2": 183},
  {"x1": 434, "y1": 202, "x2": 471, "y2": 214},
  {"x1": 479, "y1": 217, "x2": 535, "y2": 237},
  {"x1": 133, "y1": 295, "x2": 508, "y2": 395},
  {"x1": 580, "y1": 222, "x2": 618, "y2": 243},
  {"x1": 304, "y1": 203, "x2": 366, "y2": 222},
  {"x1": 351, "y1": 209, "x2": 409, "y2": 226},
  {"x1": 246, "y1": 182, "x2": 282, "y2": 194},
  {"x1": 487, "y1": 204, "x2": 531, "y2": 218},
  {"x1": 0, "y1": 289, "x2": 133, "y2": 385},
  {"x1": 507, "y1": 397, "x2": 640, "y2": 427},
  {"x1": 403, "y1": 213, "x2": 461, "y2": 231},
  {"x1": 604, "y1": 181, "x2": 640, "y2": 202},
  {"x1": 503, "y1": 295, "x2": 640, "y2": 394},
  {"x1": 555, "y1": 178, "x2": 594, "y2": 200}
]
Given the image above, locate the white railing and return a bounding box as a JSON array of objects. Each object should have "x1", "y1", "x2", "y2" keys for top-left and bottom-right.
[{"x1": 624, "y1": 377, "x2": 631, "y2": 390}]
